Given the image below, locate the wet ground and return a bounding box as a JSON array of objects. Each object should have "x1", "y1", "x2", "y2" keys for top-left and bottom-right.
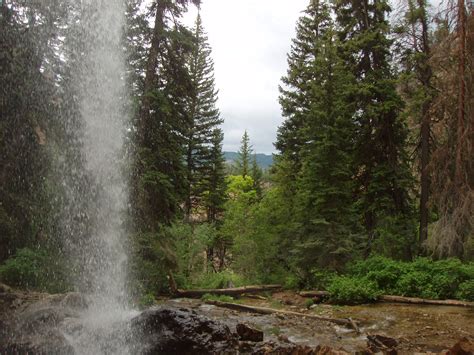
[{"x1": 164, "y1": 292, "x2": 474, "y2": 353}]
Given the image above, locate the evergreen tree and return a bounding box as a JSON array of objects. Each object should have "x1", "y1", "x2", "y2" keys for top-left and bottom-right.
[
  {"x1": 251, "y1": 154, "x2": 263, "y2": 199},
  {"x1": 275, "y1": 0, "x2": 360, "y2": 273},
  {"x1": 236, "y1": 130, "x2": 252, "y2": 178},
  {"x1": 202, "y1": 128, "x2": 227, "y2": 223},
  {"x1": 334, "y1": 0, "x2": 416, "y2": 258},
  {"x1": 184, "y1": 14, "x2": 223, "y2": 218},
  {"x1": 276, "y1": 0, "x2": 333, "y2": 175},
  {"x1": 395, "y1": 0, "x2": 434, "y2": 252},
  {"x1": 131, "y1": 1, "x2": 200, "y2": 229},
  {"x1": 0, "y1": 1, "x2": 62, "y2": 262}
]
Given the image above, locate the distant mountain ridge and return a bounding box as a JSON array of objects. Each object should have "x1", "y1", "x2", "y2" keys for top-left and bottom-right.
[{"x1": 223, "y1": 151, "x2": 274, "y2": 169}]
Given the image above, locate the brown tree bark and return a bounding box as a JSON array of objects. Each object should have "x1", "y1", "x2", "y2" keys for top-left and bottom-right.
[
  {"x1": 417, "y1": 0, "x2": 433, "y2": 250},
  {"x1": 173, "y1": 285, "x2": 282, "y2": 298},
  {"x1": 299, "y1": 290, "x2": 474, "y2": 307},
  {"x1": 455, "y1": 0, "x2": 466, "y2": 185}
]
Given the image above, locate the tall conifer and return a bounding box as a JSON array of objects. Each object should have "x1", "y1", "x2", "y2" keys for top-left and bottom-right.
[
  {"x1": 184, "y1": 14, "x2": 223, "y2": 218},
  {"x1": 334, "y1": 0, "x2": 416, "y2": 258},
  {"x1": 236, "y1": 130, "x2": 252, "y2": 178}
]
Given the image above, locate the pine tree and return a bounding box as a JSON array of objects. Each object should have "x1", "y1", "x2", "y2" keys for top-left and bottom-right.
[
  {"x1": 131, "y1": 1, "x2": 200, "y2": 229},
  {"x1": 0, "y1": 1, "x2": 63, "y2": 262},
  {"x1": 236, "y1": 130, "x2": 252, "y2": 178},
  {"x1": 184, "y1": 14, "x2": 223, "y2": 218},
  {"x1": 334, "y1": 0, "x2": 416, "y2": 258},
  {"x1": 395, "y1": 0, "x2": 434, "y2": 252},
  {"x1": 276, "y1": 0, "x2": 333, "y2": 173},
  {"x1": 251, "y1": 154, "x2": 263, "y2": 199},
  {"x1": 275, "y1": 0, "x2": 360, "y2": 272},
  {"x1": 203, "y1": 128, "x2": 227, "y2": 223}
]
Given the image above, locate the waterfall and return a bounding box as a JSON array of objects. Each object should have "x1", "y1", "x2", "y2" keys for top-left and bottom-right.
[{"x1": 60, "y1": 0, "x2": 138, "y2": 353}]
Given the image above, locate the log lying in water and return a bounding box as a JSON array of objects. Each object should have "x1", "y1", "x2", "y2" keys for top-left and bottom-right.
[
  {"x1": 378, "y1": 295, "x2": 474, "y2": 307},
  {"x1": 205, "y1": 300, "x2": 358, "y2": 329},
  {"x1": 174, "y1": 285, "x2": 282, "y2": 298},
  {"x1": 299, "y1": 290, "x2": 474, "y2": 308}
]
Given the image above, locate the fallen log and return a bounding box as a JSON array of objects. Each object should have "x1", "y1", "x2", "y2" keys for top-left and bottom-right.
[
  {"x1": 174, "y1": 285, "x2": 282, "y2": 298},
  {"x1": 205, "y1": 300, "x2": 359, "y2": 330},
  {"x1": 299, "y1": 290, "x2": 474, "y2": 308},
  {"x1": 378, "y1": 295, "x2": 474, "y2": 307},
  {"x1": 299, "y1": 291, "x2": 330, "y2": 298}
]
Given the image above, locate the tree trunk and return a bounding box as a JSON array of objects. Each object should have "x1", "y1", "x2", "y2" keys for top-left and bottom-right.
[
  {"x1": 379, "y1": 295, "x2": 474, "y2": 307},
  {"x1": 417, "y1": 0, "x2": 433, "y2": 251},
  {"x1": 455, "y1": 0, "x2": 466, "y2": 185},
  {"x1": 299, "y1": 290, "x2": 474, "y2": 307},
  {"x1": 173, "y1": 285, "x2": 282, "y2": 298}
]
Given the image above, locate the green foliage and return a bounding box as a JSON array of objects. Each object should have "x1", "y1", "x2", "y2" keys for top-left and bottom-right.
[
  {"x1": 283, "y1": 274, "x2": 300, "y2": 290},
  {"x1": 456, "y1": 280, "x2": 474, "y2": 301},
  {"x1": 327, "y1": 276, "x2": 381, "y2": 305},
  {"x1": 306, "y1": 268, "x2": 337, "y2": 290},
  {"x1": 131, "y1": 221, "x2": 222, "y2": 294},
  {"x1": 0, "y1": 248, "x2": 69, "y2": 293},
  {"x1": 304, "y1": 298, "x2": 314, "y2": 309},
  {"x1": 130, "y1": 230, "x2": 177, "y2": 295},
  {"x1": 236, "y1": 130, "x2": 252, "y2": 178},
  {"x1": 345, "y1": 256, "x2": 474, "y2": 300},
  {"x1": 184, "y1": 15, "x2": 224, "y2": 219},
  {"x1": 191, "y1": 271, "x2": 246, "y2": 289},
  {"x1": 138, "y1": 293, "x2": 156, "y2": 308},
  {"x1": 201, "y1": 293, "x2": 235, "y2": 303}
]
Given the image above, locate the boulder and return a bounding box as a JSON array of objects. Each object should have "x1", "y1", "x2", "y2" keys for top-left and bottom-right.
[
  {"x1": 236, "y1": 323, "x2": 264, "y2": 342},
  {"x1": 132, "y1": 306, "x2": 238, "y2": 354}
]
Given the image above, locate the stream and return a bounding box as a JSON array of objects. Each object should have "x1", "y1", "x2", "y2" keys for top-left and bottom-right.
[{"x1": 166, "y1": 291, "x2": 474, "y2": 353}]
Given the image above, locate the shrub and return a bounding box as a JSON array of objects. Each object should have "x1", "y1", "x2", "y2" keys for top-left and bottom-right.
[
  {"x1": 327, "y1": 276, "x2": 381, "y2": 305},
  {"x1": 394, "y1": 271, "x2": 437, "y2": 299},
  {"x1": 307, "y1": 268, "x2": 336, "y2": 290},
  {"x1": 456, "y1": 280, "x2": 474, "y2": 301},
  {"x1": 304, "y1": 298, "x2": 314, "y2": 309},
  {"x1": 344, "y1": 256, "x2": 474, "y2": 300},
  {"x1": 283, "y1": 274, "x2": 300, "y2": 290},
  {"x1": 0, "y1": 248, "x2": 69, "y2": 292},
  {"x1": 138, "y1": 293, "x2": 156, "y2": 308},
  {"x1": 192, "y1": 271, "x2": 246, "y2": 289}
]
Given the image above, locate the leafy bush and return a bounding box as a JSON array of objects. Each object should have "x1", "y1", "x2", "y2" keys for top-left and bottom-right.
[
  {"x1": 307, "y1": 268, "x2": 337, "y2": 290},
  {"x1": 283, "y1": 274, "x2": 300, "y2": 290},
  {"x1": 456, "y1": 280, "x2": 474, "y2": 301},
  {"x1": 192, "y1": 271, "x2": 246, "y2": 289},
  {"x1": 304, "y1": 298, "x2": 314, "y2": 309},
  {"x1": 327, "y1": 276, "x2": 381, "y2": 305},
  {"x1": 395, "y1": 271, "x2": 437, "y2": 299},
  {"x1": 138, "y1": 293, "x2": 156, "y2": 308},
  {"x1": 343, "y1": 256, "x2": 474, "y2": 300},
  {"x1": 0, "y1": 248, "x2": 69, "y2": 292}
]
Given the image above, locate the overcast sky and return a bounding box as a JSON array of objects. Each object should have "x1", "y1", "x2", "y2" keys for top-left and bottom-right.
[
  {"x1": 183, "y1": 0, "x2": 444, "y2": 154},
  {"x1": 183, "y1": 1, "x2": 309, "y2": 154}
]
